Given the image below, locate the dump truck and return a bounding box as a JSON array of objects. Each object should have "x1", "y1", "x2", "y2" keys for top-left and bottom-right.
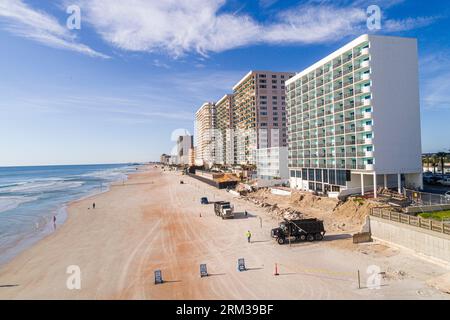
[
  {"x1": 214, "y1": 201, "x2": 234, "y2": 219},
  {"x1": 271, "y1": 219, "x2": 325, "y2": 245}
]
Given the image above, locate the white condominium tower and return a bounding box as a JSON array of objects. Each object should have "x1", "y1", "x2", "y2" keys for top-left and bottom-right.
[{"x1": 286, "y1": 35, "x2": 423, "y2": 198}]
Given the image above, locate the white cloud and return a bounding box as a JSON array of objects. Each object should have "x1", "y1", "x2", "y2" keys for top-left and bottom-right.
[
  {"x1": 0, "y1": 0, "x2": 108, "y2": 58},
  {"x1": 76, "y1": 0, "x2": 370, "y2": 57},
  {"x1": 383, "y1": 16, "x2": 437, "y2": 32},
  {"x1": 420, "y1": 53, "x2": 450, "y2": 110}
]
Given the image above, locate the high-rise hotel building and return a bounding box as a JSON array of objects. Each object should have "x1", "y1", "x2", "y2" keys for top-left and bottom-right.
[
  {"x1": 286, "y1": 35, "x2": 423, "y2": 197},
  {"x1": 232, "y1": 71, "x2": 295, "y2": 165},
  {"x1": 215, "y1": 94, "x2": 234, "y2": 165},
  {"x1": 195, "y1": 102, "x2": 216, "y2": 166}
]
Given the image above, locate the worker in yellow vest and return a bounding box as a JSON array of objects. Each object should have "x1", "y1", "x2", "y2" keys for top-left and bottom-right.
[{"x1": 246, "y1": 230, "x2": 252, "y2": 243}]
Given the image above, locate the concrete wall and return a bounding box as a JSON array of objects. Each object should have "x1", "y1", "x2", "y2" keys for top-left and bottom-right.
[{"x1": 370, "y1": 216, "x2": 450, "y2": 263}]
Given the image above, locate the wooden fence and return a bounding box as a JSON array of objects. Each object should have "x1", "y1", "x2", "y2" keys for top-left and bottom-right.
[{"x1": 371, "y1": 207, "x2": 450, "y2": 236}]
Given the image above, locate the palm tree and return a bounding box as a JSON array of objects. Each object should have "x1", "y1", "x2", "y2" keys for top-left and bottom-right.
[
  {"x1": 435, "y1": 152, "x2": 448, "y2": 178},
  {"x1": 431, "y1": 154, "x2": 438, "y2": 174}
]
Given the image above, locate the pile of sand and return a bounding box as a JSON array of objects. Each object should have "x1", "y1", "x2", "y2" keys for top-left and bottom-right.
[
  {"x1": 326, "y1": 199, "x2": 378, "y2": 233},
  {"x1": 290, "y1": 192, "x2": 338, "y2": 212}
]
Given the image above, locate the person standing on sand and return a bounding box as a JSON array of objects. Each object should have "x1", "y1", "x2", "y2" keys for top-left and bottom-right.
[
  {"x1": 53, "y1": 216, "x2": 56, "y2": 230},
  {"x1": 93, "y1": 203, "x2": 96, "y2": 209},
  {"x1": 246, "y1": 230, "x2": 252, "y2": 243}
]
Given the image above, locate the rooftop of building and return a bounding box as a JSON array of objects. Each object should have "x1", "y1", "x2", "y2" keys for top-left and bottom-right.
[
  {"x1": 286, "y1": 34, "x2": 417, "y2": 86},
  {"x1": 232, "y1": 70, "x2": 295, "y2": 91}
]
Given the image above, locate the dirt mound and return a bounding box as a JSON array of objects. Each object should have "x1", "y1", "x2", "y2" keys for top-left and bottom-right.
[
  {"x1": 326, "y1": 198, "x2": 378, "y2": 232},
  {"x1": 290, "y1": 192, "x2": 338, "y2": 212}
]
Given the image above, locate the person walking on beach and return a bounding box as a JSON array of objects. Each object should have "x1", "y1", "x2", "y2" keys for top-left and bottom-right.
[
  {"x1": 93, "y1": 202, "x2": 96, "y2": 209},
  {"x1": 246, "y1": 230, "x2": 252, "y2": 243},
  {"x1": 53, "y1": 216, "x2": 56, "y2": 230},
  {"x1": 245, "y1": 210, "x2": 248, "y2": 217}
]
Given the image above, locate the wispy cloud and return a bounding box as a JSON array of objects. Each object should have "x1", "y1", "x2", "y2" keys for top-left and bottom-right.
[
  {"x1": 74, "y1": 0, "x2": 438, "y2": 57},
  {"x1": 0, "y1": 0, "x2": 108, "y2": 58},
  {"x1": 74, "y1": 0, "x2": 367, "y2": 57},
  {"x1": 384, "y1": 16, "x2": 437, "y2": 32},
  {"x1": 420, "y1": 53, "x2": 450, "y2": 110}
]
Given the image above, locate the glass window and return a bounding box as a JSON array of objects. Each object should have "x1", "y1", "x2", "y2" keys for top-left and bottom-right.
[
  {"x1": 316, "y1": 169, "x2": 322, "y2": 182},
  {"x1": 290, "y1": 170, "x2": 296, "y2": 178},
  {"x1": 302, "y1": 168, "x2": 308, "y2": 179},
  {"x1": 329, "y1": 170, "x2": 336, "y2": 185},
  {"x1": 296, "y1": 170, "x2": 302, "y2": 178},
  {"x1": 323, "y1": 169, "x2": 328, "y2": 183},
  {"x1": 308, "y1": 169, "x2": 315, "y2": 181}
]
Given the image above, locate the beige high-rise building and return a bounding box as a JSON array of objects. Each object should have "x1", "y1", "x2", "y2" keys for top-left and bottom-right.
[
  {"x1": 232, "y1": 70, "x2": 295, "y2": 165},
  {"x1": 215, "y1": 94, "x2": 234, "y2": 165},
  {"x1": 195, "y1": 102, "x2": 216, "y2": 166}
]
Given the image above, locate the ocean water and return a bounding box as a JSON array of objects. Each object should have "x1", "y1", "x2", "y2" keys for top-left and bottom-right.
[{"x1": 0, "y1": 164, "x2": 140, "y2": 265}]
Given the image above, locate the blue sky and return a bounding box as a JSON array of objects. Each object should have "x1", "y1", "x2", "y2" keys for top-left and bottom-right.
[{"x1": 0, "y1": 0, "x2": 449, "y2": 166}]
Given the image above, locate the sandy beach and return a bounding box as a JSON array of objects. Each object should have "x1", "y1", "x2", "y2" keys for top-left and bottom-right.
[{"x1": 0, "y1": 167, "x2": 448, "y2": 300}]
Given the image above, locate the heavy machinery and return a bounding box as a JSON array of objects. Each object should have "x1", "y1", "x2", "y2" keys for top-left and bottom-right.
[
  {"x1": 271, "y1": 219, "x2": 325, "y2": 245},
  {"x1": 214, "y1": 201, "x2": 234, "y2": 219}
]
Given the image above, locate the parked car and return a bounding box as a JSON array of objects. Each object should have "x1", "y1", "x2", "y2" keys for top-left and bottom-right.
[
  {"x1": 445, "y1": 191, "x2": 450, "y2": 201},
  {"x1": 437, "y1": 177, "x2": 450, "y2": 186}
]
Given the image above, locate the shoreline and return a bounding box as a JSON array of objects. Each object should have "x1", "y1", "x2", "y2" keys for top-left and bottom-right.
[{"x1": 0, "y1": 165, "x2": 147, "y2": 267}]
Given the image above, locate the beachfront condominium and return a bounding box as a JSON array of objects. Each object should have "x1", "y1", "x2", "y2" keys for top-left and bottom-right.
[
  {"x1": 195, "y1": 102, "x2": 217, "y2": 167},
  {"x1": 176, "y1": 135, "x2": 194, "y2": 166},
  {"x1": 232, "y1": 71, "x2": 295, "y2": 166},
  {"x1": 286, "y1": 34, "x2": 423, "y2": 198},
  {"x1": 215, "y1": 94, "x2": 234, "y2": 165}
]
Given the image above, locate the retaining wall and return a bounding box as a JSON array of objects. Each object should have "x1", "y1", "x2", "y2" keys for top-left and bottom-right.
[{"x1": 370, "y1": 216, "x2": 450, "y2": 263}]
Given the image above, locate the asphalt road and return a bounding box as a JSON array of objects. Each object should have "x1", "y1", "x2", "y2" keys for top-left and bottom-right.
[{"x1": 423, "y1": 184, "x2": 450, "y2": 195}]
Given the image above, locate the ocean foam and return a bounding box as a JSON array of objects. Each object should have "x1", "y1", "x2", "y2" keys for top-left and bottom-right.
[{"x1": 0, "y1": 196, "x2": 38, "y2": 213}]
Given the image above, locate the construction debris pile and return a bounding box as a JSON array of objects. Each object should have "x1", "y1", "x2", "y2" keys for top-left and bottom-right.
[{"x1": 243, "y1": 188, "x2": 380, "y2": 233}]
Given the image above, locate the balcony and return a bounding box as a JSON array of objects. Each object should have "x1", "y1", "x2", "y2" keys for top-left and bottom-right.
[
  {"x1": 358, "y1": 163, "x2": 374, "y2": 171},
  {"x1": 343, "y1": 55, "x2": 353, "y2": 63},
  {"x1": 365, "y1": 151, "x2": 374, "y2": 158},
  {"x1": 346, "y1": 164, "x2": 357, "y2": 169},
  {"x1": 344, "y1": 102, "x2": 355, "y2": 110},
  {"x1": 343, "y1": 68, "x2": 353, "y2": 76},
  {"x1": 355, "y1": 73, "x2": 370, "y2": 82},
  {"x1": 358, "y1": 47, "x2": 370, "y2": 57},
  {"x1": 345, "y1": 116, "x2": 355, "y2": 122},
  {"x1": 344, "y1": 92, "x2": 354, "y2": 99},
  {"x1": 333, "y1": 61, "x2": 342, "y2": 69},
  {"x1": 335, "y1": 141, "x2": 345, "y2": 146},
  {"x1": 327, "y1": 164, "x2": 335, "y2": 168},
  {"x1": 333, "y1": 73, "x2": 342, "y2": 80},
  {"x1": 346, "y1": 152, "x2": 356, "y2": 157},
  {"x1": 345, "y1": 140, "x2": 356, "y2": 145},
  {"x1": 345, "y1": 128, "x2": 355, "y2": 133},
  {"x1": 363, "y1": 112, "x2": 372, "y2": 119},
  {"x1": 335, "y1": 129, "x2": 344, "y2": 135}
]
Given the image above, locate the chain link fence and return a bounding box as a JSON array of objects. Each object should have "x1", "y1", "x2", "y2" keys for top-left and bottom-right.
[{"x1": 404, "y1": 189, "x2": 450, "y2": 207}]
